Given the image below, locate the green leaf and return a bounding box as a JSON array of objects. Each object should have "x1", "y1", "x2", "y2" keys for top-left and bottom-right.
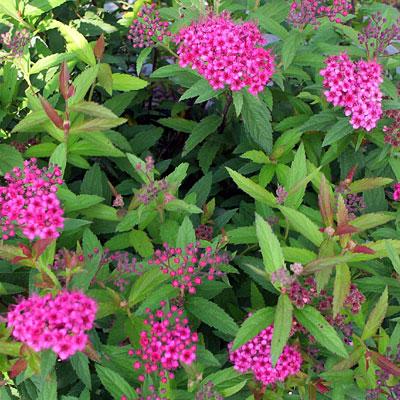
[
  {"x1": 294, "y1": 306, "x2": 348, "y2": 358},
  {"x1": 176, "y1": 216, "x2": 196, "y2": 248},
  {"x1": 30, "y1": 53, "x2": 75, "y2": 75},
  {"x1": 348, "y1": 178, "x2": 393, "y2": 193},
  {"x1": 69, "y1": 101, "x2": 120, "y2": 119},
  {"x1": 350, "y1": 213, "x2": 396, "y2": 232},
  {"x1": 112, "y1": 73, "x2": 148, "y2": 91},
  {"x1": 226, "y1": 168, "x2": 276, "y2": 207},
  {"x1": 322, "y1": 118, "x2": 353, "y2": 147},
  {"x1": 242, "y1": 92, "x2": 273, "y2": 153},
  {"x1": 70, "y1": 117, "x2": 126, "y2": 133},
  {"x1": 50, "y1": 143, "x2": 67, "y2": 175},
  {"x1": 182, "y1": 115, "x2": 222, "y2": 156},
  {"x1": 282, "y1": 30, "x2": 302, "y2": 70},
  {"x1": 95, "y1": 365, "x2": 137, "y2": 399},
  {"x1": 129, "y1": 229, "x2": 154, "y2": 257},
  {"x1": 332, "y1": 264, "x2": 351, "y2": 318},
  {"x1": 180, "y1": 79, "x2": 218, "y2": 103},
  {"x1": 69, "y1": 65, "x2": 100, "y2": 105},
  {"x1": 158, "y1": 117, "x2": 196, "y2": 133},
  {"x1": 186, "y1": 297, "x2": 239, "y2": 336},
  {"x1": 279, "y1": 206, "x2": 324, "y2": 247},
  {"x1": 164, "y1": 199, "x2": 202, "y2": 214},
  {"x1": 232, "y1": 91, "x2": 243, "y2": 117},
  {"x1": 386, "y1": 241, "x2": 400, "y2": 275},
  {"x1": 0, "y1": 0, "x2": 21, "y2": 23},
  {"x1": 285, "y1": 142, "x2": 307, "y2": 208},
  {"x1": 271, "y1": 294, "x2": 293, "y2": 366},
  {"x1": 70, "y1": 353, "x2": 91, "y2": 389},
  {"x1": 129, "y1": 268, "x2": 169, "y2": 307},
  {"x1": 25, "y1": 0, "x2": 71, "y2": 16},
  {"x1": 232, "y1": 307, "x2": 275, "y2": 350},
  {"x1": 362, "y1": 287, "x2": 389, "y2": 340},
  {"x1": 255, "y1": 213, "x2": 284, "y2": 274},
  {"x1": 50, "y1": 20, "x2": 96, "y2": 66},
  {"x1": 0, "y1": 144, "x2": 24, "y2": 176},
  {"x1": 136, "y1": 47, "x2": 152, "y2": 76}
]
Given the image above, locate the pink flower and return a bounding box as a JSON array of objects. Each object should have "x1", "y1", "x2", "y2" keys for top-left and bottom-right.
[
  {"x1": 175, "y1": 12, "x2": 275, "y2": 95},
  {"x1": 320, "y1": 53, "x2": 383, "y2": 131},
  {"x1": 394, "y1": 184, "x2": 400, "y2": 201},
  {"x1": 229, "y1": 325, "x2": 302, "y2": 385},
  {"x1": 129, "y1": 303, "x2": 197, "y2": 383},
  {"x1": 0, "y1": 158, "x2": 64, "y2": 241},
  {"x1": 7, "y1": 291, "x2": 97, "y2": 360},
  {"x1": 148, "y1": 242, "x2": 229, "y2": 295}
]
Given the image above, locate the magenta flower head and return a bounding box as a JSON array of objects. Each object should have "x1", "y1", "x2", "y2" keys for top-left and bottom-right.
[
  {"x1": 130, "y1": 302, "x2": 198, "y2": 383},
  {"x1": 175, "y1": 12, "x2": 275, "y2": 95},
  {"x1": 128, "y1": 3, "x2": 171, "y2": 48},
  {"x1": 229, "y1": 324, "x2": 302, "y2": 385},
  {"x1": 148, "y1": 242, "x2": 229, "y2": 295},
  {"x1": 393, "y1": 183, "x2": 400, "y2": 201},
  {"x1": 0, "y1": 158, "x2": 64, "y2": 241},
  {"x1": 288, "y1": 0, "x2": 352, "y2": 27},
  {"x1": 320, "y1": 53, "x2": 383, "y2": 131},
  {"x1": 7, "y1": 291, "x2": 97, "y2": 360},
  {"x1": 0, "y1": 29, "x2": 30, "y2": 58}
]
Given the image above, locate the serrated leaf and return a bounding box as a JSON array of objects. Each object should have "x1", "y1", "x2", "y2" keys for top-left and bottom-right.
[
  {"x1": 129, "y1": 268, "x2": 169, "y2": 307},
  {"x1": 186, "y1": 297, "x2": 239, "y2": 336},
  {"x1": 70, "y1": 353, "x2": 91, "y2": 389},
  {"x1": 183, "y1": 115, "x2": 221, "y2": 156},
  {"x1": 255, "y1": 213, "x2": 284, "y2": 274},
  {"x1": 386, "y1": 241, "x2": 400, "y2": 275},
  {"x1": 232, "y1": 307, "x2": 275, "y2": 350},
  {"x1": 112, "y1": 73, "x2": 148, "y2": 91},
  {"x1": 279, "y1": 206, "x2": 324, "y2": 247},
  {"x1": 322, "y1": 118, "x2": 353, "y2": 147},
  {"x1": 30, "y1": 53, "x2": 75, "y2": 75},
  {"x1": 50, "y1": 20, "x2": 96, "y2": 66},
  {"x1": 95, "y1": 365, "x2": 137, "y2": 399},
  {"x1": 294, "y1": 306, "x2": 348, "y2": 358},
  {"x1": 282, "y1": 30, "x2": 302, "y2": 70},
  {"x1": 136, "y1": 47, "x2": 152, "y2": 76},
  {"x1": 226, "y1": 168, "x2": 276, "y2": 207},
  {"x1": 129, "y1": 229, "x2": 154, "y2": 257},
  {"x1": 348, "y1": 178, "x2": 393, "y2": 193},
  {"x1": 271, "y1": 294, "x2": 293, "y2": 365},
  {"x1": 176, "y1": 216, "x2": 196, "y2": 248},
  {"x1": 362, "y1": 287, "x2": 388, "y2": 340},
  {"x1": 242, "y1": 92, "x2": 273, "y2": 153}
]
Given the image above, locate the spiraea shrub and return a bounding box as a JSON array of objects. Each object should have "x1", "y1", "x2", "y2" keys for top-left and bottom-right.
[{"x1": 0, "y1": 0, "x2": 399, "y2": 399}]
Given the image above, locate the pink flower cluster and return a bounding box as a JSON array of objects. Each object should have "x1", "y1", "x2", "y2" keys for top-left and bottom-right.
[
  {"x1": 394, "y1": 184, "x2": 400, "y2": 201},
  {"x1": 288, "y1": 0, "x2": 352, "y2": 27},
  {"x1": 0, "y1": 158, "x2": 64, "y2": 241},
  {"x1": 229, "y1": 325, "x2": 302, "y2": 385},
  {"x1": 130, "y1": 302, "x2": 198, "y2": 383},
  {"x1": 175, "y1": 12, "x2": 275, "y2": 95},
  {"x1": 148, "y1": 243, "x2": 228, "y2": 295},
  {"x1": 0, "y1": 29, "x2": 30, "y2": 57},
  {"x1": 128, "y1": 3, "x2": 170, "y2": 48},
  {"x1": 7, "y1": 291, "x2": 97, "y2": 360},
  {"x1": 320, "y1": 53, "x2": 383, "y2": 131}
]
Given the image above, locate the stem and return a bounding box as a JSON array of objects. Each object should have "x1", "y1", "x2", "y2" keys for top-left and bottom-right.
[
  {"x1": 158, "y1": 43, "x2": 179, "y2": 58},
  {"x1": 218, "y1": 92, "x2": 233, "y2": 134}
]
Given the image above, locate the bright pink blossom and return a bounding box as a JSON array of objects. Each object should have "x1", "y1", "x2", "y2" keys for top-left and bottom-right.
[
  {"x1": 229, "y1": 325, "x2": 302, "y2": 385},
  {"x1": 7, "y1": 291, "x2": 97, "y2": 360},
  {"x1": 175, "y1": 12, "x2": 275, "y2": 95},
  {"x1": 148, "y1": 243, "x2": 228, "y2": 295},
  {"x1": 320, "y1": 53, "x2": 383, "y2": 131},
  {"x1": 394, "y1": 184, "x2": 400, "y2": 201},
  {"x1": 0, "y1": 158, "x2": 64, "y2": 241},
  {"x1": 130, "y1": 302, "x2": 198, "y2": 383}
]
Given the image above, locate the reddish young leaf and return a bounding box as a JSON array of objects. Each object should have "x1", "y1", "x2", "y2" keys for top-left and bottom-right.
[
  {"x1": 39, "y1": 95, "x2": 64, "y2": 129},
  {"x1": 94, "y1": 34, "x2": 105, "y2": 60},
  {"x1": 352, "y1": 245, "x2": 375, "y2": 254},
  {"x1": 10, "y1": 358, "x2": 27, "y2": 378},
  {"x1": 59, "y1": 62, "x2": 70, "y2": 100}
]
